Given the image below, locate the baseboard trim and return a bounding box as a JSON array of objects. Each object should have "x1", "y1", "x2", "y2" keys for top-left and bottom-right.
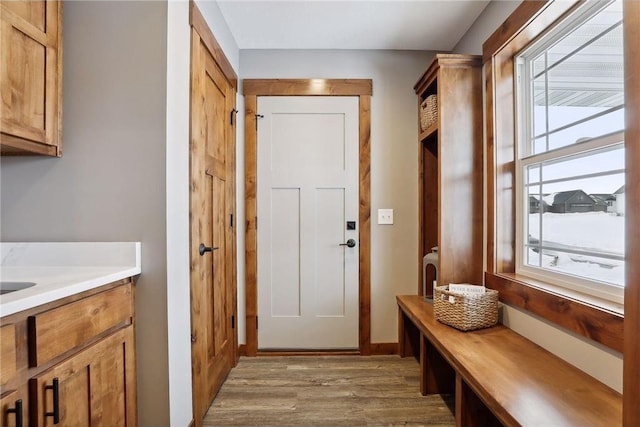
[
  {"x1": 256, "y1": 350, "x2": 360, "y2": 357},
  {"x1": 370, "y1": 342, "x2": 398, "y2": 355},
  {"x1": 238, "y1": 343, "x2": 398, "y2": 357}
]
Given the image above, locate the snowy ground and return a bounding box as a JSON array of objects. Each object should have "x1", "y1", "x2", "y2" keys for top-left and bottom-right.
[{"x1": 527, "y1": 212, "x2": 624, "y2": 286}]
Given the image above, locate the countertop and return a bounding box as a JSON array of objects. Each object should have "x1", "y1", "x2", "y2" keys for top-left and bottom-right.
[{"x1": 0, "y1": 242, "x2": 141, "y2": 317}]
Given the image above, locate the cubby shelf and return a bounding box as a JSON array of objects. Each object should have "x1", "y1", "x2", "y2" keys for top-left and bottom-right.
[
  {"x1": 414, "y1": 54, "x2": 484, "y2": 297},
  {"x1": 419, "y1": 124, "x2": 438, "y2": 143}
]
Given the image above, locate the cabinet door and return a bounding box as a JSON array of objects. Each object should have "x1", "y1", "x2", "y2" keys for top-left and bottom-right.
[
  {"x1": 0, "y1": 0, "x2": 62, "y2": 156},
  {"x1": 0, "y1": 387, "x2": 29, "y2": 427},
  {"x1": 1, "y1": 324, "x2": 17, "y2": 386},
  {"x1": 31, "y1": 327, "x2": 136, "y2": 427}
]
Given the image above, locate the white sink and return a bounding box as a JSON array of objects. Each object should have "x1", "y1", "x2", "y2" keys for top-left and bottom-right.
[{"x1": 0, "y1": 281, "x2": 37, "y2": 295}]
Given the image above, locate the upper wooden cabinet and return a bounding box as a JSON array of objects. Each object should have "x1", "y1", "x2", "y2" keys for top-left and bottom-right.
[
  {"x1": 0, "y1": 0, "x2": 63, "y2": 156},
  {"x1": 414, "y1": 54, "x2": 483, "y2": 297}
]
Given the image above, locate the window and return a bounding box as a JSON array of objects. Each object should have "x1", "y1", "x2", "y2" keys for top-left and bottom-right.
[{"x1": 515, "y1": 0, "x2": 624, "y2": 303}]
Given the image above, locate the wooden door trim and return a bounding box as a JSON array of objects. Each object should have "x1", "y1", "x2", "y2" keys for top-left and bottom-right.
[
  {"x1": 189, "y1": 2, "x2": 238, "y2": 88},
  {"x1": 243, "y1": 79, "x2": 372, "y2": 97},
  {"x1": 244, "y1": 79, "x2": 372, "y2": 356},
  {"x1": 189, "y1": 6, "x2": 238, "y2": 425},
  {"x1": 623, "y1": 1, "x2": 640, "y2": 424}
]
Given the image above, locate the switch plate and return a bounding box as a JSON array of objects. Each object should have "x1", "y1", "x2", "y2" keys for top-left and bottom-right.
[{"x1": 378, "y1": 209, "x2": 393, "y2": 225}]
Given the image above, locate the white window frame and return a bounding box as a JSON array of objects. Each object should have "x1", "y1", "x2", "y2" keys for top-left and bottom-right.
[{"x1": 514, "y1": 0, "x2": 625, "y2": 305}]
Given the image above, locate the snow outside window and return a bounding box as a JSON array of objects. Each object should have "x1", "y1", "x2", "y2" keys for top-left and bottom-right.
[{"x1": 515, "y1": 0, "x2": 625, "y2": 304}]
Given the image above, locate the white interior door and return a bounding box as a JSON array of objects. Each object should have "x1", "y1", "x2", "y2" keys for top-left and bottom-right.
[{"x1": 257, "y1": 96, "x2": 359, "y2": 349}]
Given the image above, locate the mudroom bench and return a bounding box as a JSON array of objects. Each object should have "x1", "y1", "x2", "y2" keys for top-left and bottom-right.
[{"x1": 396, "y1": 295, "x2": 622, "y2": 426}]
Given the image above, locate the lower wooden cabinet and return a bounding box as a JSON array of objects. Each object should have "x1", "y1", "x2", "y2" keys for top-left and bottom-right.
[
  {"x1": 32, "y1": 327, "x2": 135, "y2": 427},
  {"x1": 0, "y1": 386, "x2": 28, "y2": 427},
  {"x1": 0, "y1": 324, "x2": 17, "y2": 386},
  {"x1": 0, "y1": 280, "x2": 136, "y2": 427}
]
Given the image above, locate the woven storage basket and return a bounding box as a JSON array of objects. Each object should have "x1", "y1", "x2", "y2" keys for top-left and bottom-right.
[
  {"x1": 434, "y1": 285, "x2": 498, "y2": 331},
  {"x1": 419, "y1": 94, "x2": 438, "y2": 131}
]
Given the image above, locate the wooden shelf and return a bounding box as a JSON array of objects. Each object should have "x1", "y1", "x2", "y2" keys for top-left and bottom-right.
[
  {"x1": 415, "y1": 54, "x2": 483, "y2": 296},
  {"x1": 419, "y1": 123, "x2": 438, "y2": 142}
]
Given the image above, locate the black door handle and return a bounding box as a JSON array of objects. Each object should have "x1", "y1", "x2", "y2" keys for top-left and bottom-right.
[
  {"x1": 6, "y1": 399, "x2": 23, "y2": 427},
  {"x1": 339, "y1": 239, "x2": 357, "y2": 248},
  {"x1": 45, "y1": 378, "x2": 60, "y2": 424},
  {"x1": 199, "y1": 243, "x2": 219, "y2": 256}
]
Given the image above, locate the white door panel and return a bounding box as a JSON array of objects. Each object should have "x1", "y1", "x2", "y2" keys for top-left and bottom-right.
[
  {"x1": 270, "y1": 187, "x2": 301, "y2": 317},
  {"x1": 314, "y1": 187, "x2": 346, "y2": 317},
  {"x1": 257, "y1": 96, "x2": 359, "y2": 349}
]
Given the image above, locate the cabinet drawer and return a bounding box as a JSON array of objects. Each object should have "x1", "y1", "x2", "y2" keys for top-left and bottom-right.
[
  {"x1": 1, "y1": 324, "x2": 17, "y2": 385},
  {"x1": 28, "y1": 283, "x2": 132, "y2": 367}
]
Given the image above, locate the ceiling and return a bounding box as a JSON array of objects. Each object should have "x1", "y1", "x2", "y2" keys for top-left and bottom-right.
[{"x1": 216, "y1": 1, "x2": 491, "y2": 51}]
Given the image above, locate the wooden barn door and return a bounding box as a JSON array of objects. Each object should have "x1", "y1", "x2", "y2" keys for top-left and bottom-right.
[{"x1": 189, "y1": 5, "x2": 238, "y2": 425}]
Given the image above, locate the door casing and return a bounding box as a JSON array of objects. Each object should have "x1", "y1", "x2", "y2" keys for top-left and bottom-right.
[
  {"x1": 189, "y1": 3, "x2": 238, "y2": 426},
  {"x1": 243, "y1": 79, "x2": 372, "y2": 356}
]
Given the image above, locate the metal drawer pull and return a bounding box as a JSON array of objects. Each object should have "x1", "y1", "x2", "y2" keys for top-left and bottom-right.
[
  {"x1": 6, "y1": 399, "x2": 23, "y2": 427},
  {"x1": 199, "y1": 243, "x2": 219, "y2": 256},
  {"x1": 45, "y1": 377, "x2": 60, "y2": 424}
]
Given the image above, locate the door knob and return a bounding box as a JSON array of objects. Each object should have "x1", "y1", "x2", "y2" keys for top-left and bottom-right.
[
  {"x1": 199, "y1": 243, "x2": 219, "y2": 256},
  {"x1": 339, "y1": 239, "x2": 357, "y2": 248}
]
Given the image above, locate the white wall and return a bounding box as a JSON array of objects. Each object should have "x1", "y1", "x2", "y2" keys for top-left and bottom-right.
[
  {"x1": 452, "y1": 0, "x2": 521, "y2": 55},
  {"x1": 454, "y1": 0, "x2": 623, "y2": 392},
  {"x1": 166, "y1": 1, "x2": 193, "y2": 426},
  {"x1": 238, "y1": 49, "x2": 434, "y2": 343},
  {"x1": 0, "y1": 1, "x2": 172, "y2": 424}
]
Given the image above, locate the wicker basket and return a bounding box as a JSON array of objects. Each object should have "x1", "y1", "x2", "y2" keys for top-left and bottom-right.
[
  {"x1": 433, "y1": 285, "x2": 498, "y2": 331},
  {"x1": 420, "y1": 94, "x2": 438, "y2": 132}
]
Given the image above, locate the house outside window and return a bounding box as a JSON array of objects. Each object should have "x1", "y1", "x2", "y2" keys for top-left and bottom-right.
[{"x1": 515, "y1": 0, "x2": 625, "y2": 303}]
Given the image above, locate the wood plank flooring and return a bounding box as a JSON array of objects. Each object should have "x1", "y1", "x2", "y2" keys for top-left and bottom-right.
[{"x1": 204, "y1": 355, "x2": 455, "y2": 426}]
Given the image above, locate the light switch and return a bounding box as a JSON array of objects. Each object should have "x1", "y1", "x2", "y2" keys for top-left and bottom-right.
[{"x1": 378, "y1": 209, "x2": 393, "y2": 225}]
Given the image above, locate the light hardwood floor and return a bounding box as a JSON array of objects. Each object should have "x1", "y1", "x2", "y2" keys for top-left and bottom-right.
[{"x1": 204, "y1": 355, "x2": 455, "y2": 426}]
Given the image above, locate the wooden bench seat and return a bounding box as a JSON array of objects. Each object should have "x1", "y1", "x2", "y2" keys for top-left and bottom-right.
[{"x1": 397, "y1": 295, "x2": 622, "y2": 426}]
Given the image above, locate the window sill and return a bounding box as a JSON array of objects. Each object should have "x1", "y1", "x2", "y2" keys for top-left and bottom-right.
[{"x1": 485, "y1": 272, "x2": 623, "y2": 353}]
